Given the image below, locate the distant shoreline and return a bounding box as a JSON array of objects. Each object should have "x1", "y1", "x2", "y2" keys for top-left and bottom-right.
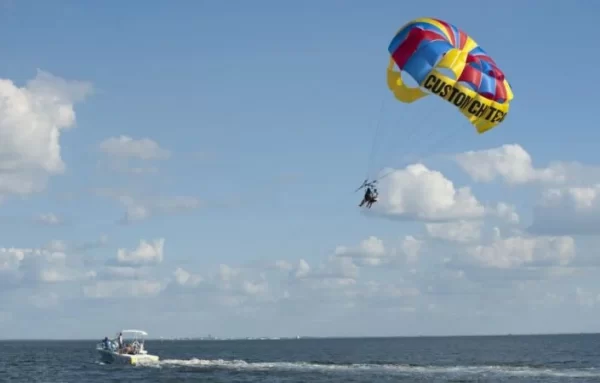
[{"x1": 1, "y1": 332, "x2": 598, "y2": 341}]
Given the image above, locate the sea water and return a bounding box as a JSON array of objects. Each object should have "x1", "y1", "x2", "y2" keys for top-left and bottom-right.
[{"x1": 1, "y1": 334, "x2": 599, "y2": 382}]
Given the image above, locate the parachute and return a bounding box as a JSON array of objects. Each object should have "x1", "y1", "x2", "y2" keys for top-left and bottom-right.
[
  {"x1": 387, "y1": 17, "x2": 514, "y2": 134},
  {"x1": 359, "y1": 17, "x2": 515, "y2": 187}
]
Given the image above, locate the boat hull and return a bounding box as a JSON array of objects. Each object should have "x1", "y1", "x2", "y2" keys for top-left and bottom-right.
[{"x1": 97, "y1": 349, "x2": 159, "y2": 365}]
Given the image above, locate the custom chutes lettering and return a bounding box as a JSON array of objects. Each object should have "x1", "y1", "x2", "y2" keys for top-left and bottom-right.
[{"x1": 422, "y1": 73, "x2": 506, "y2": 124}]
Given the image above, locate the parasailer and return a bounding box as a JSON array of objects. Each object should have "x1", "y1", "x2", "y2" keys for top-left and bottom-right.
[
  {"x1": 357, "y1": 180, "x2": 378, "y2": 208},
  {"x1": 358, "y1": 17, "x2": 514, "y2": 209}
]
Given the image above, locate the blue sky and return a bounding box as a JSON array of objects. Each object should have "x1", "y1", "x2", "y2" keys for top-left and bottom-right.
[{"x1": 0, "y1": 0, "x2": 600, "y2": 339}]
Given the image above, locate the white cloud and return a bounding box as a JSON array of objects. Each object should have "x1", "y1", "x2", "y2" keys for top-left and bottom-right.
[
  {"x1": 455, "y1": 144, "x2": 565, "y2": 185},
  {"x1": 35, "y1": 213, "x2": 62, "y2": 226},
  {"x1": 288, "y1": 256, "x2": 358, "y2": 281},
  {"x1": 274, "y1": 260, "x2": 293, "y2": 272},
  {"x1": 334, "y1": 236, "x2": 388, "y2": 266},
  {"x1": 155, "y1": 196, "x2": 201, "y2": 213},
  {"x1": 83, "y1": 280, "x2": 164, "y2": 299},
  {"x1": 219, "y1": 264, "x2": 240, "y2": 285},
  {"x1": 98, "y1": 135, "x2": 170, "y2": 160},
  {"x1": 530, "y1": 185, "x2": 600, "y2": 235},
  {"x1": 294, "y1": 259, "x2": 310, "y2": 279},
  {"x1": 491, "y1": 202, "x2": 520, "y2": 224},
  {"x1": 0, "y1": 248, "x2": 27, "y2": 272},
  {"x1": 0, "y1": 70, "x2": 92, "y2": 199},
  {"x1": 72, "y1": 235, "x2": 109, "y2": 253},
  {"x1": 426, "y1": 220, "x2": 483, "y2": 243},
  {"x1": 372, "y1": 163, "x2": 485, "y2": 221},
  {"x1": 45, "y1": 240, "x2": 67, "y2": 253},
  {"x1": 455, "y1": 144, "x2": 600, "y2": 188},
  {"x1": 364, "y1": 164, "x2": 519, "y2": 225},
  {"x1": 98, "y1": 266, "x2": 147, "y2": 280},
  {"x1": 117, "y1": 195, "x2": 151, "y2": 222},
  {"x1": 96, "y1": 190, "x2": 201, "y2": 224},
  {"x1": 452, "y1": 144, "x2": 600, "y2": 235},
  {"x1": 465, "y1": 232, "x2": 576, "y2": 269},
  {"x1": 170, "y1": 264, "x2": 271, "y2": 302},
  {"x1": 402, "y1": 236, "x2": 422, "y2": 264},
  {"x1": 117, "y1": 238, "x2": 165, "y2": 266},
  {"x1": 241, "y1": 280, "x2": 269, "y2": 296},
  {"x1": 334, "y1": 235, "x2": 423, "y2": 267},
  {"x1": 97, "y1": 135, "x2": 170, "y2": 175},
  {"x1": 0, "y1": 246, "x2": 94, "y2": 284},
  {"x1": 0, "y1": 221, "x2": 591, "y2": 338},
  {"x1": 360, "y1": 281, "x2": 420, "y2": 300},
  {"x1": 173, "y1": 267, "x2": 203, "y2": 287},
  {"x1": 326, "y1": 256, "x2": 360, "y2": 279}
]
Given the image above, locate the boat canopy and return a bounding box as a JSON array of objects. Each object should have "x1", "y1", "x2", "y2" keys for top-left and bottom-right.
[{"x1": 120, "y1": 330, "x2": 148, "y2": 336}]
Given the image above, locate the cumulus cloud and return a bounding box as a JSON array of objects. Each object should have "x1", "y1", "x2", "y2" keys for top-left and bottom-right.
[
  {"x1": 491, "y1": 202, "x2": 520, "y2": 224},
  {"x1": 173, "y1": 267, "x2": 203, "y2": 287},
  {"x1": 97, "y1": 135, "x2": 170, "y2": 175},
  {"x1": 35, "y1": 213, "x2": 62, "y2": 226},
  {"x1": 401, "y1": 235, "x2": 422, "y2": 264},
  {"x1": 332, "y1": 235, "x2": 425, "y2": 269},
  {"x1": 83, "y1": 280, "x2": 164, "y2": 299},
  {"x1": 94, "y1": 266, "x2": 153, "y2": 281},
  {"x1": 455, "y1": 144, "x2": 600, "y2": 188},
  {"x1": 464, "y1": 231, "x2": 576, "y2": 269},
  {"x1": 45, "y1": 240, "x2": 68, "y2": 253},
  {"x1": 0, "y1": 70, "x2": 92, "y2": 199},
  {"x1": 426, "y1": 220, "x2": 483, "y2": 243},
  {"x1": 94, "y1": 189, "x2": 201, "y2": 224},
  {"x1": 334, "y1": 236, "x2": 388, "y2": 266},
  {"x1": 170, "y1": 264, "x2": 271, "y2": 304},
  {"x1": 0, "y1": 246, "x2": 94, "y2": 286},
  {"x1": 98, "y1": 135, "x2": 170, "y2": 160},
  {"x1": 117, "y1": 239, "x2": 165, "y2": 266},
  {"x1": 0, "y1": 223, "x2": 589, "y2": 337},
  {"x1": 372, "y1": 163, "x2": 485, "y2": 221},
  {"x1": 530, "y1": 185, "x2": 600, "y2": 235},
  {"x1": 294, "y1": 259, "x2": 310, "y2": 279},
  {"x1": 74, "y1": 235, "x2": 109, "y2": 253},
  {"x1": 452, "y1": 144, "x2": 600, "y2": 235},
  {"x1": 366, "y1": 163, "x2": 519, "y2": 225},
  {"x1": 360, "y1": 281, "x2": 420, "y2": 300},
  {"x1": 455, "y1": 144, "x2": 565, "y2": 185},
  {"x1": 284, "y1": 256, "x2": 360, "y2": 289},
  {"x1": 169, "y1": 254, "x2": 364, "y2": 308}
]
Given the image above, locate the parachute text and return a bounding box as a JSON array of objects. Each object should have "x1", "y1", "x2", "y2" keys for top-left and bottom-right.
[{"x1": 423, "y1": 73, "x2": 506, "y2": 124}]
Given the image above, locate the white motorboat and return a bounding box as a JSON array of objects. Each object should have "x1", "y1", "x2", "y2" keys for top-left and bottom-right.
[{"x1": 96, "y1": 329, "x2": 159, "y2": 365}]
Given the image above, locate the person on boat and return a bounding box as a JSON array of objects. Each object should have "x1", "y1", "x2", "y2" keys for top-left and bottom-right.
[
  {"x1": 123, "y1": 344, "x2": 134, "y2": 354},
  {"x1": 102, "y1": 337, "x2": 110, "y2": 350},
  {"x1": 132, "y1": 340, "x2": 141, "y2": 354},
  {"x1": 118, "y1": 332, "x2": 123, "y2": 350}
]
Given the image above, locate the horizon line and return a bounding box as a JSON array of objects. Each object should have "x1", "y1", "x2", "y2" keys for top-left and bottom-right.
[{"x1": 0, "y1": 331, "x2": 598, "y2": 341}]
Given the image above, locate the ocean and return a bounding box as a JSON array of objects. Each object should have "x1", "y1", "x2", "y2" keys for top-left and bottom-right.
[{"x1": 1, "y1": 334, "x2": 599, "y2": 382}]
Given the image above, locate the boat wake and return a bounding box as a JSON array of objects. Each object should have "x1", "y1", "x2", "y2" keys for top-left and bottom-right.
[{"x1": 152, "y1": 358, "x2": 600, "y2": 378}]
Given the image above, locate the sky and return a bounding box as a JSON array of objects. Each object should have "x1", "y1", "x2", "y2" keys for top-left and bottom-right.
[{"x1": 0, "y1": 0, "x2": 599, "y2": 339}]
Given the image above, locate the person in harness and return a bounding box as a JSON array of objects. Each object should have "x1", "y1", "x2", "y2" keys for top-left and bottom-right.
[{"x1": 358, "y1": 180, "x2": 378, "y2": 208}]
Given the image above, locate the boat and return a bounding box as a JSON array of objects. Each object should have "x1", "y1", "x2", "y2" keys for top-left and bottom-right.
[{"x1": 96, "y1": 329, "x2": 160, "y2": 365}]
